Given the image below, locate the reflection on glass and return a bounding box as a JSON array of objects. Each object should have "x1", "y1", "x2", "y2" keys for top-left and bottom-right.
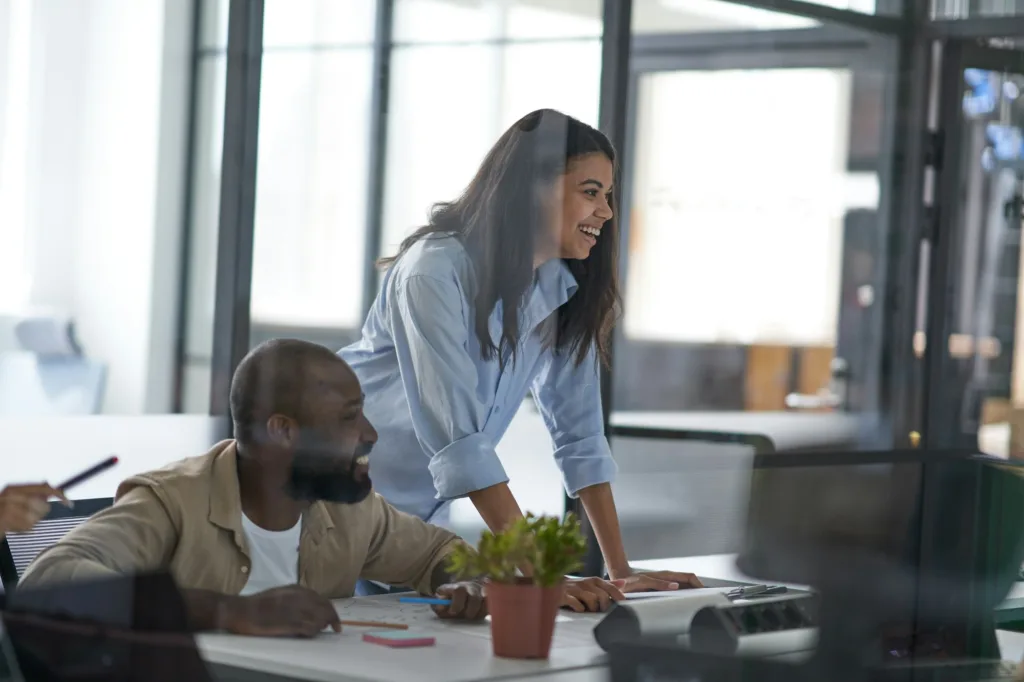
[{"x1": 954, "y1": 68, "x2": 1024, "y2": 458}]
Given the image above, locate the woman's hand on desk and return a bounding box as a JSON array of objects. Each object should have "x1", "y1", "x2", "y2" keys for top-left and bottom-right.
[
  {"x1": 433, "y1": 582, "x2": 488, "y2": 620},
  {"x1": 616, "y1": 570, "x2": 703, "y2": 593},
  {"x1": 562, "y1": 577, "x2": 626, "y2": 613}
]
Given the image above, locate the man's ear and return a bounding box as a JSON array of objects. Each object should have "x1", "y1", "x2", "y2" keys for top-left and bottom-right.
[{"x1": 265, "y1": 415, "x2": 295, "y2": 446}]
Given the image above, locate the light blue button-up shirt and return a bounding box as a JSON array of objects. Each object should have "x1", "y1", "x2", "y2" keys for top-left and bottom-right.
[{"x1": 339, "y1": 235, "x2": 618, "y2": 524}]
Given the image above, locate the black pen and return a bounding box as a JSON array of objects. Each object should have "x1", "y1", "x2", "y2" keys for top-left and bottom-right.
[{"x1": 57, "y1": 456, "x2": 119, "y2": 492}]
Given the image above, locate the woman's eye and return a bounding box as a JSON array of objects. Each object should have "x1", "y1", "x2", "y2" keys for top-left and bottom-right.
[{"x1": 584, "y1": 189, "x2": 598, "y2": 197}]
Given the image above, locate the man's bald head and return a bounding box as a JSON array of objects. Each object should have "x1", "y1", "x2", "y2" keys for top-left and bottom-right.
[{"x1": 230, "y1": 339, "x2": 359, "y2": 446}]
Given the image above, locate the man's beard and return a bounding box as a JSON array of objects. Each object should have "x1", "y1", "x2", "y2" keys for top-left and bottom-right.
[{"x1": 286, "y1": 439, "x2": 373, "y2": 504}]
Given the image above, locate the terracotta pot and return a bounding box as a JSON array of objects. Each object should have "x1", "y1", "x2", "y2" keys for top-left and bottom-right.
[{"x1": 486, "y1": 578, "x2": 564, "y2": 659}]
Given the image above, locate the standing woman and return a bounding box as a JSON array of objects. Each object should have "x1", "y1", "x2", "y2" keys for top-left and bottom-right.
[{"x1": 341, "y1": 109, "x2": 699, "y2": 608}]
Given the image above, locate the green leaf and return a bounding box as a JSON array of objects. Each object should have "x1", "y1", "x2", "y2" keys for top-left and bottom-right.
[{"x1": 445, "y1": 513, "x2": 586, "y2": 587}]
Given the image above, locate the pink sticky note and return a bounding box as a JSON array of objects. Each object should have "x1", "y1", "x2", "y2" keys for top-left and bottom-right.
[{"x1": 362, "y1": 631, "x2": 436, "y2": 648}]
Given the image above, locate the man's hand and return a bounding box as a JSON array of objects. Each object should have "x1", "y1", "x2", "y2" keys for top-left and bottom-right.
[
  {"x1": 562, "y1": 577, "x2": 626, "y2": 613},
  {"x1": 0, "y1": 483, "x2": 68, "y2": 534},
  {"x1": 217, "y1": 586, "x2": 342, "y2": 637},
  {"x1": 432, "y1": 582, "x2": 487, "y2": 621},
  {"x1": 617, "y1": 570, "x2": 703, "y2": 593}
]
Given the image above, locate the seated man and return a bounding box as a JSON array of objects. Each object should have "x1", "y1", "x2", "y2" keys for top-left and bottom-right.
[{"x1": 19, "y1": 339, "x2": 486, "y2": 636}]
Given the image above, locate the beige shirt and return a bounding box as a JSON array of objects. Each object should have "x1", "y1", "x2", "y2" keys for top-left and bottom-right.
[{"x1": 20, "y1": 441, "x2": 461, "y2": 598}]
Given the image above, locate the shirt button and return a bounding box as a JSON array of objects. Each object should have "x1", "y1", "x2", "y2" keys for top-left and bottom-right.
[{"x1": 240, "y1": 565, "x2": 249, "y2": 574}]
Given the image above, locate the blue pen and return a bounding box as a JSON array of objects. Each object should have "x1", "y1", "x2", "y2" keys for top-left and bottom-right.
[{"x1": 399, "y1": 597, "x2": 452, "y2": 606}]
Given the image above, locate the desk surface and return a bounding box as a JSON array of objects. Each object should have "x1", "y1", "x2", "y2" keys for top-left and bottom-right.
[
  {"x1": 198, "y1": 592, "x2": 606, "y2": 682},
  {"x1": 610, "y1": 411, "x2": 863, "y2": 451},
  {"x1": 199, "y1": 555, "x2": 1024, "y2": 682}
]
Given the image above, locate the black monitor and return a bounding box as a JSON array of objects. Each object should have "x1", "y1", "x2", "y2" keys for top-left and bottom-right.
[
  {"x1": 737, "y1": 449, "x2": 1024, "y2": 662},
  {"x1": 606, "y1": 449, "x2": 1024, "y2": 682}
]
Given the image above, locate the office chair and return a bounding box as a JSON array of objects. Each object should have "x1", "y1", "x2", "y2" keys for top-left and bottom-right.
[
  {"x1": 0, "y1": 353, "x2": 107, "y2": 415},
  {"x1": 0, "y1": 315, "x2": 107, "y2": 416},
  {"x1": 0, "y1": 498, "x2": 113, "y2": 591}
]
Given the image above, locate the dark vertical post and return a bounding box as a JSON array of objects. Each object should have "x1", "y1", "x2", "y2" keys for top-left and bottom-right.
[
  {"x1": 209, "y1": 0, "x2": 264, "y2": 416},
  {"x1": 361, "y1": 0, "x2": 396, "y2": 319},
  {"x1": 172, "y1": 0, "x2": 203, "y2": 413},
  {"x1": 570, "y1": 0, "x2": 633, "y2": 578},
  {"x1": 881, "y1": 0, "x2": 933, "y2": 448}
]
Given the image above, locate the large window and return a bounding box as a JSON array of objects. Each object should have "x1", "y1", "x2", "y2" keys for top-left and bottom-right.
[
  {"x1": 183, "y1": 1, "x2": 377, "y2": 412},
  {"x1": 249, "y1": 2, "x2": 377, "y2": 329},
  {"x1": 381, "y1": 0, "x2": 602, "y2": 256},
  {"x1": 382, "y1": 0, "x2": 605, "y2": 543},
  {"x1": 624, "y1": 67, "x2": 878, "y2": 347},
  {"x1": 0, "y1": 0, "x2": 193, "y2": 416}
]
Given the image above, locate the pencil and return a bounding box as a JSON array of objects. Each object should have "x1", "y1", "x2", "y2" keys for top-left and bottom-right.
[{"x1": 339, "y1": 619, "x2": 409, "y2": 630}]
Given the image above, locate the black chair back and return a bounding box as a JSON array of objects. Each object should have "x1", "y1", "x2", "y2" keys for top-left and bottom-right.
[{"x1": 0, "y1": 497, "x2": 113, "y2": 590}]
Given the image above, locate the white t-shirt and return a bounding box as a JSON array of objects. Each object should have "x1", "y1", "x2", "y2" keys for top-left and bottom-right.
[{"x1": 238, "y1": 512, "x2": 302, "y2": 596}]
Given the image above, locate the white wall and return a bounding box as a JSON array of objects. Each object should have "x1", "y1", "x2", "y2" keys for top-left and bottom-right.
[{"x1": 2, "y1": 0, "x2": 193, "y2": 414}]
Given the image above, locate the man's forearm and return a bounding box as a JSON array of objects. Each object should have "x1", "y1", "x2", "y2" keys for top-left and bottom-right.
[
  {"x1": 182, "y1": 589, "x2": 237, "y2": 632},
  {"x1": 429, "y1": 561, "x2": 462, "y2": 593},
  {"x1": 578, "y1": 482, "x2": 630, "y2": 579},
  {"x1": 428, "y1": 544, "x2": 486, "y2": 593}
]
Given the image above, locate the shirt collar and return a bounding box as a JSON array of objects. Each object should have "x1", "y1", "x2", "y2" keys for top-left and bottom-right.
[
  {"x1": 530, "y1": 258, "x2": 578, "y2": 317},
  {"x1": 209, "y1": 441, "x2": 335, "y2": 546}
]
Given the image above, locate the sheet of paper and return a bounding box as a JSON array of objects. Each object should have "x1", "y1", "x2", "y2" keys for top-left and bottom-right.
[
  {"x1": 624, "y1": 587, "x2": 734, "y2": 600},
  {"x1": 335, "y1": 597, "x2": 444, "y2": 629}
]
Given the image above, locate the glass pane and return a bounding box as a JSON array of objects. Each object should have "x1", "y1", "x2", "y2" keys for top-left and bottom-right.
[
  {"x1": 381, "y1": 21, "x2": 602, "y2": 544},
  {"x1": 184, "y1": 57, "x2": 226, "y2": 366},
  {"x1": 931, "y1": 0, "x2": 1024, "y2": 20},
  {"x1": 616, "y1": 63, "x2": 887, "y2": 414},
  {"x1": 932, "y1": 66, "x2": 1024, "y2": 457},
  {"x1": 626, "y1": 68, "x2": 864, "y2": 346},
  {"x1": 263, "y1": 0, "x2": 376, "y2": 47},
  {"x1": 381, "y1": 40, "x2": 600, "y2": 255},
  {"x1": 634, "y1": 0, "x2": 820, "y2": 32},
  {"x1": 199, "y1": 0, "x2": 376, "y2": 50},
  {"x1": 393, "y1": 0, "x2": 601, "y2": 44},
  {"x1": 249, "y1": 50, "x2": 374, "y2": 330},
  {"x1": 633, "y1": 0, "x2": 902, "y2": 33},
  {"x1": 0, "y1": 0, "x2": 199, "y2": 415}
]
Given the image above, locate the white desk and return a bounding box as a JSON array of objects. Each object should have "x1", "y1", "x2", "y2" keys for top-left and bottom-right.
[
  {"x1": 198, "y1": 592, "x2": 606, "y2": 682},
  {"x1": 198, "y1": 556, "x2": 1024, "y2": 681}
]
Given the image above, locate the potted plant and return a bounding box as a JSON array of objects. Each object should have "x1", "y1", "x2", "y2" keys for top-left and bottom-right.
[{"x1": 447, "y1": 513, "x2": 586, "y2": 659}]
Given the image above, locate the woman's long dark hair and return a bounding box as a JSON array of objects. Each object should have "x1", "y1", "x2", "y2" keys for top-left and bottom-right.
[{"x1": 379, "y1": 109, "x2": 621, "y2": 368}]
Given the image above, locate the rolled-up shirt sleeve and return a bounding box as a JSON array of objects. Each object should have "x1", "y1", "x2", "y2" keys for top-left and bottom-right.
[
  {"x1": 531, "y1": 346, "x2": 618, "y2": 497},
  {"x1": 389, "y1": 274, "x2": 509, "y2": 500}
]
